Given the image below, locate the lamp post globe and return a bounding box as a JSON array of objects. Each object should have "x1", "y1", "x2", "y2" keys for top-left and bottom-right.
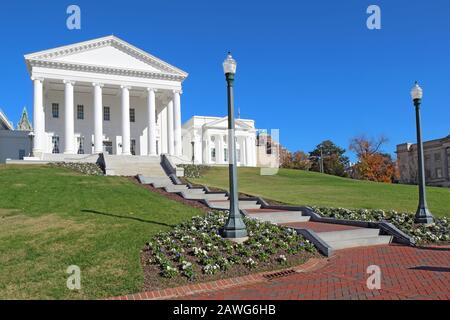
[
  {"x1": 410, "y1": 82, "x2": 434, "y2": 224},
  {"x1": 221, "y1": 52, "x2": 248, "y2": 240}
]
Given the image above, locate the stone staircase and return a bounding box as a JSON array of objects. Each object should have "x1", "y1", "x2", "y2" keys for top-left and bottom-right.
[
  {"x1": 104, "y1": 155, "x2": 165, "y2": 176},
  {"x1": 138, "y1": 175, "x2": 261, "y2": 208},
  {"x1": 137, "y1": 159, "x2": 396, "y2": 256},
  {"x1": 245, "y1": 208, "x2": 392, "y2": 252}
]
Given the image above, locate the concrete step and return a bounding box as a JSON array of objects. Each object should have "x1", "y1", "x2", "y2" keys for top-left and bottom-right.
[
  {"x1": 104, "y1": 155, "x2": 165, "y2": 176},
  {"x1": 249, "y1": 211, "x2": 310, "y2": 224},
  {"x1": 209, "y1": 200, "x2": 261, "y2": 210},
  {"x1": 326, "y1": 235, "x2": 393, "y2": 251},
  {"x1": 164, "y1": 185, "x2": 189, "y2": 192},
  {"x1": 183, "y1": 193, "x2": 228, "y2": 201},
  {"x1": 317, "y1": 228, "x2": 381, "y2": 242},
  {"x1": 140, "y1": 176, "x2": 172, "y2": 185}
]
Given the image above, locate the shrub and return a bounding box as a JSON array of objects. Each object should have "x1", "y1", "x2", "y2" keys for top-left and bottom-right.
[
  {"x1": 178, "y1": 164, "x2": 210, "y2": 179},
  {"x1": 49, "y1": 162, "x2": 104, "y2": 176}
]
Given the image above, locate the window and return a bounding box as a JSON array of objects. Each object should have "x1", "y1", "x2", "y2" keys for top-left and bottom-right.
[
  {"x1": 436, "y1": 168, "x2": 443, "y2": 179},
  {"x1": 52, "y1": 136, "x2": 60, "y2": 154},
  {"x1": 103, "y1": 141, "x2": 113, "y2": 155},
  {"x1": 236, "y1": 149, "x2": 241, "y2": 163},
  {"x1": 131, "y1": 139, "x2": 136, "y2": 155},
  {"x1": 224, "y1": 148, "x2": 228, "y2": 162},
  {"x1": 211, "y1": 148, "x2": 216, "y2": 162},
  {"x1": 434, "y1": 153, "x2": 441, "y2": 162},
  {"x1": 77, "y1": 136, "x2": 85, "y2": 154},
  {"x1": 104, "y1": 106, "x2": 110, "y2": 121},
  {"x1": 19, "y1": 149, "x2": 25, "y2": 160},
  {"x1": 130, "y1": 108, "x2": 135, "y2": 122},
  {"x1": 77, "y1": 105, "x2": 84, "y2": 120},
  {"x1": 52, "y1": 103, "x2": 59, "y2": 118}
]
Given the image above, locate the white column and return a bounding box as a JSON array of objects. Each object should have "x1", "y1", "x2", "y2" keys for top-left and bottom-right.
[
  {"x1": 173, "y1": 90, "x2": 182, "y2": 156},
  {"x1": 147, "y1": 88, "x2": 157, "y2": 156},
  {"x1": 121, "y1": 86, "x2": 131, "y2": 155},
  {"x1": 32, "y1": 77, "x2": 45, "y2": 155},
  {"x1": 64, "y1": 80, "x2": 75, "y2": 154},
  {"x1": 93, "y1": 83, "x2": 104, "y2": 154},
  {"x1": 245, "y1": 136, "x2": 252, "y2": 167},
  {"x1": 217, "y1": 135, "x2": 224, "y2": 164},
  {"x1": 166, "y1": 100, "x2": 175, "y2": 155}
]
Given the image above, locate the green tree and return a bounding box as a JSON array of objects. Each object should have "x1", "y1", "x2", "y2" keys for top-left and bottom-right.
[{"x1": 310, "y1": 140, "x2": 349, "y2": 177}]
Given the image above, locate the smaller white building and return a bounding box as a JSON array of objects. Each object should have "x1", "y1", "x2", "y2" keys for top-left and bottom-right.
[
  {"x1": 0, "y1": 109, "x2": 32, "y2": 163},
  {"x1": 182, "y1": 116, "x2": 257, "y2": 167}
]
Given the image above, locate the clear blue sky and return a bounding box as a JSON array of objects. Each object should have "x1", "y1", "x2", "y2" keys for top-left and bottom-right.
[{"x1": 1, "y1": 0, "x2": 449, "y2": 160}]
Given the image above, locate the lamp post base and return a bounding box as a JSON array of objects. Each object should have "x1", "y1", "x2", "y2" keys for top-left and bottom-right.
[
  {"x1": 415, "y1": 208, "x2": 434, "y2": 225},
  {"x1": 220, "y1": 227, "x2": 248, "y2": 239}
]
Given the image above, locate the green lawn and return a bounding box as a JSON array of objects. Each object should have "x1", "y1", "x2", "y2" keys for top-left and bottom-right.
[
  {"x1": 191, "y1": 167, "x2": 450, "y2": 218},
  {"x1": 0, "y1": 165, "x2": 203, "y2": 299}
]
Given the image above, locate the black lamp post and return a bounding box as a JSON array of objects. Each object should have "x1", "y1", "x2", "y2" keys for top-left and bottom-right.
[
  {"x1": 221, "y1": 52, "x2": 248, "y2": 239},
  {"x1": 410, "y1": 82, "x2": 434, "y2": 224}
]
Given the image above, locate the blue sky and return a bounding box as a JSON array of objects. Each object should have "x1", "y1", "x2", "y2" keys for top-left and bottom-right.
[{"x1": 0, "y1": 0, "x2": 449, "y2": 160}]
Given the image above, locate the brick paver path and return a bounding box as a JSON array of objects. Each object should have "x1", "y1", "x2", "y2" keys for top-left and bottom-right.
[{"x1": 178, "y1": 244, "x2": 450, "y2": 300}]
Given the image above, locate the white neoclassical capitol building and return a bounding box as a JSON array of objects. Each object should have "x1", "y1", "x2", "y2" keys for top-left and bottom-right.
[{"x1": 23, "y1": 35, "x2": 258, "y2": 166}]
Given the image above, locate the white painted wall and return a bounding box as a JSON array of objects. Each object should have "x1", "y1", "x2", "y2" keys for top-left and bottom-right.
[{"x1": 0, "y1": 131, "x2": 31, "y2": 162}]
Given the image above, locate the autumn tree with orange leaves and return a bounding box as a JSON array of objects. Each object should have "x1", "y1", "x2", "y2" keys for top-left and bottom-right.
[{"x1": 349, "y1": 135, "x2": 399, "y2": 183}]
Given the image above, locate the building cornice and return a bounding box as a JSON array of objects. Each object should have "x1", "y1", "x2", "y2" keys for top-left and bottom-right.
[{"x1": 27, "y1": 59, "x2": 186, "y2": 82}]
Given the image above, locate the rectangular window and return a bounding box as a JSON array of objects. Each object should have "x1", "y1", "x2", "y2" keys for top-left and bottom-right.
[
  {"x1": 104, "y1": 106, "x2": 110, "y2": 121},
  {"x1": 52, "y1": 103, "x2": 59, "y2": 118},
  {"x1": 236, "y1": 149, "x2": 241, "y2": 162},
  {"x1": 131, "y1": 139, "x2": 136, "y2": 155},
  {"x1": 52, "y1": 136, "x2": 60, "y2": 154},
  {"x1": 436, "y1": 168, "x2": 443, "y2": 179},
  {"x1": 224, "y1": 148, "x2": 228, "y2": 162},
  {"x1": 77, "y1": 136, "x2": 85, "y2": 154},
  {"x1": 130, "y1": 108, "x2": 135, "y2": 122},
  {"x1": 77, "y1": 105, "x2": 84, "y2": 120},
  {"x1": 211, "y1": 148, "x2": 216, "y2": 162}
]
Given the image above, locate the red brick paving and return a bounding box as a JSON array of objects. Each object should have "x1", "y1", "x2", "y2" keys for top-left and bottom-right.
[
  {"x1": 281, "y1": 221, "x2": 363, "y2": 233},
  {"x1": 111, "y1": 244, "x2": 450, "y2": 300},
  {"x1": 178, "y1": 244, "x2": 450, "y2": 300}
]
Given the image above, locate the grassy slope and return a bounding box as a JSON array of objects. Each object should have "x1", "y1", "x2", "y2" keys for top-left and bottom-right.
[
  {"x1": 0, "y1": 165, "x2": 203, "y2": 299},
  {"x1": 191, "y1": 167, "x2": 450, "y2": 218}
]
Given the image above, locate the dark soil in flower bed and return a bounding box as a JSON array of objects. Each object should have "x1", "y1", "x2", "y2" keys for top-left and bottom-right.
[{"x1": 139, "y1": 211, "x2": 321, "y2": 291}]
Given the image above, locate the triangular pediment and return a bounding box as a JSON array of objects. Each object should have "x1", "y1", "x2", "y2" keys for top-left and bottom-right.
[
  {"x1": 25, "y1": 35, "x2": 187, "y2": 80},
  {"x1": 205, "y1": 116, "x2": 253, "y2": 130}
]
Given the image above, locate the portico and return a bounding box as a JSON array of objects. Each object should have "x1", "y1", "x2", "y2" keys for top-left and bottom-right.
[{"x1": 25, "y1": 35, "x2": 187, "y2": 158}]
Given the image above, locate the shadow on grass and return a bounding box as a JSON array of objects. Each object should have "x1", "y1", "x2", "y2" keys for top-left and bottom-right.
[
  {"x1": 409, "y1": 266, "x2": 450, "y2": 273},
  {"x1": 81, "y1": 209, "x2": 175, "y2": 228}
]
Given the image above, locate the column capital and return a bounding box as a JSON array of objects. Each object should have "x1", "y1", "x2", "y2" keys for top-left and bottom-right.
[
  {"x1": 63, "y1": 79, "x2": 76, "y2": 85},
  {"x1": 31, "y1": 77, "x2": 44, "y2": 82},
  {"x1": 173, "y1": 89, "x2": 183, "y2": 95},
  {"x1": 120, "y1": 85, "x2": 131, "y2": 90},
  {"x1": 147, "y1": 87, "x2": 158, "y2": 93},
  {"x1": 92, "y1": 82, "x2": 104, "y2": 88}
]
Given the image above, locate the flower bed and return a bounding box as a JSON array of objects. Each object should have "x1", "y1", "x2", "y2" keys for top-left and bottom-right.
[
  {"x1": 312, "y1": 207, "x2": 449, "y2": 244},
  {"x1": 141, "y1": 211, "x2": 318, "y2": 289},
  {"x1": 49, "y1": 162, "x2": 104, "y2": 176},
  {"x1": 178, "y1": 164, "x2": 210, "y2": 179}
]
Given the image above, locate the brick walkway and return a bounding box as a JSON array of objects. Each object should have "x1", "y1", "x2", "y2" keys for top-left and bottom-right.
[{"x1": 177, "y1": 244, "x2": 450, "y2": 300}]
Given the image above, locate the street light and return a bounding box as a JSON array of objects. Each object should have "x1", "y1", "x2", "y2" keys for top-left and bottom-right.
[
  {"x1": 410, "y1": 82, "x2": 434, "y2": 224},
  {"x1": 221, "y1": 52, "x2": 248, "y2": 240}
]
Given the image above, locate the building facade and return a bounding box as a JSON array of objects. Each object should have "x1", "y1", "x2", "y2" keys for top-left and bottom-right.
[
  {"x1": 397, "y1": 135, "x2": 450, "y2": 188},
  {"x1": 0, "y1": 109, "x2": 32, "y2": 162},
  {"x1": 25, "y1": 36, "x2": 187, "y2": 158},
  {"x1": 182, "y1": 116, "x2": 257, "y2": 167}
]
